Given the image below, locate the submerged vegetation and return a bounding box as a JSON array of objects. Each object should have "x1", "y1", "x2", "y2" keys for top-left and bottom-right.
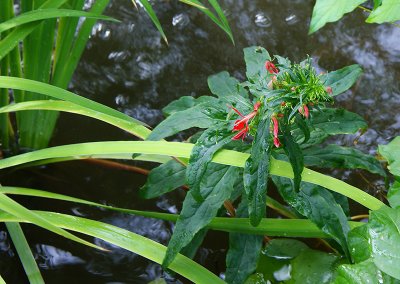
[{"x1": 0, "y1": 0, "x2": 400, "y2": 283}]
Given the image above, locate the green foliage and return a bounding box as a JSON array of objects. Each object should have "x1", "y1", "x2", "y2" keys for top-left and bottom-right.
[
  {"x1": 163, "y1": 164, "x2": 239, "y2": 267},
  {"x1": 321, "y1": 65, "x2": 363, "y2": 97},
  {"x1": 309, "y1": 0, "x2": 365, "y2": 34},
  {"x1": 379, "y1": 136, "x2": 400, "y2": 176},
  {"x1": 309, "y1": 0, "x2": 400, "y2": 33}
]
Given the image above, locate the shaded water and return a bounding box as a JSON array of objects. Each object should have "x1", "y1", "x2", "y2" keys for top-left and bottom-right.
[{"x1": 1, "y1": 0, "x2": 400, "y2": 282}]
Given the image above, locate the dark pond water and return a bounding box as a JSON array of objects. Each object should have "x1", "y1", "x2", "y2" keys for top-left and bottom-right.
[{"x1": 1, "y1": 0, "x2": 400, "y2": 282}]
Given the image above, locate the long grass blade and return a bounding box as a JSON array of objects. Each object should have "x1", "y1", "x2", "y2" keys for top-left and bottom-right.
[
  {"x1": 137, "y1": 0, "x2": 168, "y2": 44},
  {"x1": 0, "y1": 77, "x2": 150, "y2": 137},
  {"x1": 0, "y1": 193, "x2": 103, "y2": 250},
  {"x1": 0, "y1": 9, "x2": 118, "y2": 33},
  {"x1": 0, "y1": 211, "x2": 224, "y2": 284},
  {"x1": 0, "y1": 100, "x2": 151, "y2": 137},
  {"x1": 5, "y1": 222, "x2": 44, "y2": 284},
  {"x1": 0, "y1": 140, "x2": 385, "y2": 211}
]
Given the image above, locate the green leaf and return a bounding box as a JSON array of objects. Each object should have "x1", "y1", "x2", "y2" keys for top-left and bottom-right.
[
  {"x1": 309, "y1": 0, "x2": 366, "y2": 33},
  {"x1": 373, "y1": 0, "x2": 383, "y2": 9},
  {"x1": 163, "y1": 164, "x2": 239, "y2": 267},
  {"x1": 347, "y1": 224, "x2": 371, "y2": 263},
  {"x1": 368, "y1": 206, "x2": 400, "y2": 279},
  {"x1": 282, "y1": 127, "x2": 304, "y2": 192},
  {"x1": 147, "y1": 102, "x2": 216, "y2": 140},
  {"x1": 208, "y1": 71, "x2": 248, "y2": 101},
  {"x1": 186, "y1": 127, "x2": 233, "y2": 200},
  {"x1": 244, "y1": 118, "x2": 271, "y2": 226},
  {"x1": 6, "y1": 223, "x2": 44, "y2": 284},
  {"x1": 139, "y1": 160, "x2": 186, "y2": 199},
  {"x1": 226, "y1": 199, "x2": 264, "y2": 284},
  {"x1": 366, "y1": 0, "x2": 400, "y2": 23},
  {"x1": 0, "y1": 8, "x2": 118, "y2": 33},
  {"x1": 243, "y1": 46, "x2": 271, "y2": 82},
  {"x1": 288, "y1": 249, "x2": 339, "y2": 284},
  {"x1": 1, "y1": 212, "x2": 224, "y2": 283},
  {"x1": 273, "y1": 177, "x2": 351, "y2": 258},
  {"x1": 388, "y1": 181, "x2": 400, "y2": 209},
  {"x1": 334, "y1": 259, "x2": 400, "y2": 284},
  {"x1": 303, "y1": 144, "x2": 386, "y2": 176},
  {"x1": 379, "y1": 136, "x2": 400, "y2": 176},
  {"x1": 322, "y1": 65, "x2": 363, "y2": 97},
  {"x1": 264, "y1": 239, "x2": 309, "y2": 260},
  {"x1": 309, "y1": 108, "x2": 367, "y2": 135},
  {"x1": 162, "y1": 96, "x2": 198, "y2": 115}
]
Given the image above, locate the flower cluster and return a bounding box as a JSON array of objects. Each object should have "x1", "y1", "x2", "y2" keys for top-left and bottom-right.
[{"x1": 231, "y1": 102, "x2": 260, "y2": 140}]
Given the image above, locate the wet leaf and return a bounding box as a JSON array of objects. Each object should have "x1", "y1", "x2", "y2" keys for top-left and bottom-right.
[
  {"x1": 379, "y1": 136, "x2": 400, "y2": 176},
  {"x1": 303, "y1": 144, "x2": 386, "y2": 176},
  {"x1": 366, "y1": 0, "x2": 400, "y2": 23},
  {"x1": 139, "y1": 160, "x2": 186, "y2": 199},
  {"x1": 273, "y1": 177, "x2": 351, "y2": 258},
  {"x1": 243, "y1": 46, "x2": 271, "y2": 82},
  {"x1": 163, "y1": 164, "x2": 239, "y2": 267},
  {"x1": 244, "y1": 118, "x2": 271, "y2": 226},
  {"x1": 322, "y1": 65, "x2": 363, "y2": 96},
  {"x1": 186, "y1": 127, "x2": 233, "y2": 200},
  {"x1": 208, "y1": 71, "x2": 248, "y2": 100},
  {"x1": 282, "y1": 127, "x2": 304, "y2": 192},
  {"x1": 309, "y1": 0, "x2": 365, "y2": 33},
  {"x1": 347, "y1": 224, "x2": 371, "y2": 263},
  {"x1": 309, "y1": 108, "x2": 367, "y2": 135},
  {"x1": 226, "y1": 199, "x2": 264, "y2": 284},
  {"x1": 388, "y1": 181, "x2": 400, "y2": 209},
  {"x1": 368, "y1": 206, "x2": 400, "y2": 279},
  {"x1": 288, "y1": 249, "x2": 339, "y2": 284},
  {"x1": 265, "y1": 239, "x2": 309, "y2": 260},
  {"x1": 148, "y1": 102, "x2": 216, "y2": 140},
  {"x1": 334, "y1": 259, "x2": 400, "y2": 284}
]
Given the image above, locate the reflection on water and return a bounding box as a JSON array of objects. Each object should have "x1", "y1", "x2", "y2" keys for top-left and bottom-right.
[{"x1": 4, "y1": 0, "x2": 400, "y2": 282}]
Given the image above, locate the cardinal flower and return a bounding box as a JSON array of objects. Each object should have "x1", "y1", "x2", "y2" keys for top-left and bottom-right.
[
  {"x1": 271, "y1": 116, "x2": 281, "y2": 147},
  {"x1": 299, "y1": 104, "x2": 309, "y2": 119},
  {"x1": 265, "y1": 61, "x2": 279, "y2": 74},
  {"x1": 231, "y1": 102, "x2": 261, "y2": 140}
]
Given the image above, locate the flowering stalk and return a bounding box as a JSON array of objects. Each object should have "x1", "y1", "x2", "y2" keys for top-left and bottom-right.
[
  {"x1": 265, "y1": 61, "x2": 279, "y2": 74},
  {"x1": 271, "y1": 116, "x2": 281, "y2": 147},
  {"x1": 231, "y1": 102, "x2": 261, "y2": 140},
  {"x1": 299, "y1": 105, "x2": 309, "y2": 119}
]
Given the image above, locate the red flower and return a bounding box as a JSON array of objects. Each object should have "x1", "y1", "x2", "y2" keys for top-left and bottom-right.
[
  {"x1": 265, "y1": 61, "x2": 279, "y2": 74},
  {"x1": 274, "y1": 137, "x2": 281, "y2": 148},
  {"x1": 326, "y1": 86, "x2": 333, "y2": 94},
  {"x1": 298, "y1": 104, "x2": 309, "y2": 119},
  {"x1": 230, "y1": 102, "x2": 261, "y2": 140}
]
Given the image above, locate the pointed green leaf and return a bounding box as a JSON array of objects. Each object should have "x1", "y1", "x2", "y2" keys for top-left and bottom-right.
[
  {"x1": 139, "y1": 160, "x2": 186, "y2": 199},
  {"x1": 186, "y1": 127, "x2": 233, "y2": 200},
  {"x1": 347, "y1": 224, "x2": 371, "y2": 263},
  {"x1": 282, "y1": 127, "x2": 304, "y2": 192},
  {"x1": 309, "y1": 0, "x2": 366, "y2": 34},
  {"x1": 208, "y1": 71, "x2": 248, "y2": 100},
  {"x1": 244, "y1": 118, "x2": 271, "y2": 226},
  {"x1": 137, "y1": 0, "x2": 168, "y2": 44},
  {"x1": 322, "y1": 65, "x2": 363, "y2": 97},
  {"x1": 303, "y1": 144, "x2": 386, "y2": 176},
  {"x1": 163, "y1": 164, "x2": 239, "y2": 267},
  {"x1": 273, "y1": 177, "x2": 351, "y2": 258},
  {"x1": 388, "y1": 181, "x2": 400, "y2": 209},
  {"x1": 366, "y1": 0, "x2": 400, "y2": 23},
  {"x1": 243, "y1": 46, "x2": 271, "y2": 82},
  {"x1": 226, "y1": 199, "x2": 263, "y2": 284},
  {"x1": 369, "y1": 206, "x2": 400, "y2": 279},
  {"x1": 379, "y1": 136, "x2": 400, "y2": 176}
]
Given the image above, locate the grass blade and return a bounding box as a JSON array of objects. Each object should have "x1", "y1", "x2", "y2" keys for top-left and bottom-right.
[
  {"x1": 0, "y1": 141, "x2": 385, "y2": 211},
  {"x1": 0, "y1": 9, "x2": 118, "y2": 33},
  {"x1": 5, "y1": 222, "x2": 44, "y2": 284},
  {"x1": 0, "y1": 77, "x2": 150, "y2": 138},
  {"x1": 0, "y1": 212, "x2": 224, "y2": 284},
  {"x1": 0, "y1": 192, "x2": 102, "y2": 251},
  {"x1": 137, "y1": 0, "x2": 168, "y2": 44}
]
